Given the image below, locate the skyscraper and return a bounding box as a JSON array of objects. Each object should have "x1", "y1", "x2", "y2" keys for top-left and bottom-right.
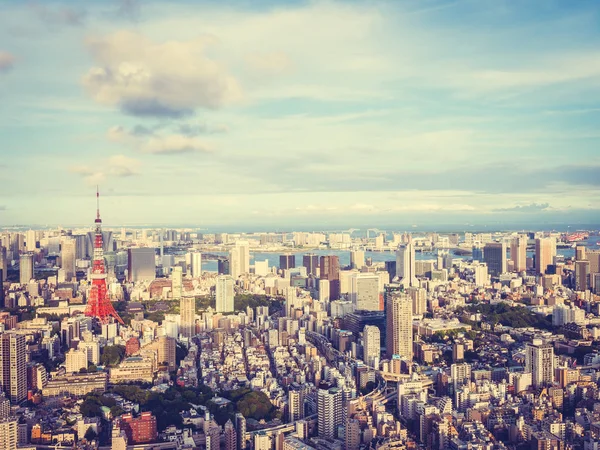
[
  {"x1": 576, "y1": 245, "x2": 586, "y2": 261},
  {"x1": 171, "y1": 266, "x2": 183, "y2": 299},
  {"x1": 61, "y1": 238, "x2": 76, "y2": 281},
  {"x1": 396, "y1": 244, "x2": 418, "y2": 287},
  {"x1": 279, "y1": 254, "x2": 295, "y2": 271},
  {"x1": 216, "y1": 275, "x2": 235, "y2": 313},
  {"x1": 302, "y1": 253, "x2": 319, "y2": 276},
  {"x1": 230, "y1": 241, "x2": 250, "y2": 278},
  {"x1": 235, "y1": 413, "x2": 246, "y2": 450},
  {"x1": 535, "y1": 237, "x2": 556, "y2": 276},
  {"x1": 19, "y1": 253, "x2": 33, "y2": 285},
  {"x1": 127, "y1": 248, "x2": 156, "y2": 282},
  {"x1": 0, "y1": 332, "x2": 27, "y2": 403},
  {"x1": 25, "y1": 229, "x2": 36, "y2": 252},
  {"x1": 526, "y1": 338, "x2": 554, "y2": 387},
  {"x1": 191, "y1": 252, "x2": 202, "y2": 278},
  {"x1": 575, "y1": 260, "x2": 590, "y2": 291},
  {"x1": 484, "y1": 242, "x2": 507, "y2": 276},
  {"x1": 350, "y1": 250, "x2": 365, "y2": 270},
  {"x1": 224, "y1": 419, "x2": 237, "y2": 450},
  {"x1": 320, "y1": 255, "x2": 340, "y2": 300},
  {"x1": 288, "y1": 384, "x2": 305, "y2": 422},
  {"x1": 180, "y1": 296, "x2": 196, "y2": 338},
  {"x1": 317, "y1": 384, "x2": 342, "y2": 439},
  {"x1": 510, "y1": 236, "x2": 527, "y2": 272},
  {"x1": 349, "y1": 273, "x2": 380, "y2": 311},
  {"x1": 363, "y1": 325, "x2": 380, "y2": 368},
  {"x1": 386, "y1": 293, "x2": 412, "y2": 360}
]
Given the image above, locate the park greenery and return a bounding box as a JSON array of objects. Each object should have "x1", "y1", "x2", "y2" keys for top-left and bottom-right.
[
  {"x1": 100, "y1": 345, "x2": 126, "y2": 367},
  {"x1": 222, "y1": 387, "x2": 278, "y2": 421},
  {"x1": 458, "y1": 303, "x2": 553, "y2": 331}
]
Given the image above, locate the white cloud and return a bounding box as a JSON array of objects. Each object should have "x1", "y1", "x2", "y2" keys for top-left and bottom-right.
[
  {"x1": 108, "y1": 126, "x2": 213, "y2": 155},
  {"x1": 0, "y1": 51, "x2": 15, "y2": 73},
  {"x1": 108, "y1": 154, "x2": 140, "y2": 176},
  {"x1": 82, "y1": 31, "x2": 242, "y2": 117}
]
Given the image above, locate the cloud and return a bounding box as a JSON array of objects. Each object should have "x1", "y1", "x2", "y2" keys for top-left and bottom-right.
[
  {"x1": 143, "y1": 135, "x2": 213, "y2": 154},
  {"x1": 0, "y1": 51, "x2": 15, "y2": 73},
  {"x1": 178, "y1": 123, "x2": 229, "y2": 137},
  {"x1": 68, "y1": 155, "x2": 141, "y2": 184},
  {"x1": 115, "y1": 0, "x2": 141, "y2": 21},
  {"x1": 494, "y1": 203, "x2": 551, "y2": 213},
  {"x1": 108, "y1": 154, "x2": 141, "y2": 177},
  {"x1": 245, "y1": 51, "x2": 292, "y2": 74},
  {"x1": 31, "y1": 4, "x2": 87, "y2": 27},
  {"x1": 82, "y1": 31, "x2": 242, "y2": 117}
]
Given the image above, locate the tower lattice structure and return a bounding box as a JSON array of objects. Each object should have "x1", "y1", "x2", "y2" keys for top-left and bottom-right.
[{"x1": 84, "y1": 189, "x2": 124, "y2": 325}]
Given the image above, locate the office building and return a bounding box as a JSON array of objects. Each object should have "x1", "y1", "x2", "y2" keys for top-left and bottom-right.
[
  {"x1": 526, "y1": 338, "x2": 554, "y2": 387},
  {"x1": 535, "y1": 237, "x2": 556, "y2": 275},
  {"x1": 350, "y1": 250, "x2": 365, "y2": 270},
  {"x1": 230, "y1": 240, "x2": 250, "y2": 278},
  {"x1": 235, "y1": 413, "x2": 246, "y2": 450},
  {"x1": 407, "y1": 287, "x2": 427, "y2": 316},
  {"x1": 451, "y1": 362, "x2": 471, "y2": 390},
  {"x1": 396, "y1": 243, "x2": 418, "y2": 287},
  {"x1": 171, "y1": 266, "x2": 183, "y2": 299},
  {"x1": 0, "y1": 417, "x2": 19, "y2": 450},
  {"x1": 386, "y1": 293, "x2": 413, "y2": 360},
  {"x1": 61, "y1": 238, "x2": 76, "y2": 281},
  {"x1": 19, "y1": 253, "x2": 33, "y2": 285},
  {"x1": 118, "y1": 412, "x2": 157, "y2": 444},
  {"x1": 317, "y1": 384, "x2": 342, "y2": 439},
  {"x1": 218, "y1": 258, "x2": 230, "y2": 275},
  {"x1": 288, "y1": 384, "x2": 305, "y2": 422},
  {"x1": 216, "y1": 275, "x2": 235, "y2": 313},
  {"x1": 363, "y1": 325, "x2": 380, "y2": 368},
  {"x1": 224, "y1": 419, "x2": 237, "y2": 450},
  {"x1": 127, "y1": 248, "x2": 156, "y2": 282},
  {"x1": 180, "y1": 296, "x2": 196, "y2": 338},
  {"x1": 576, "y1": 245, "x2": 586, "y2": 261},
  {"x1": 191, "y1": 252, "x2": 202, "y2": 278},
  {"x1": 0, "y1": 333, "x2": 27, "y2": 403},
  {"x1": 575, "y1": 260, "x2": 590, "y2": 292},
  {"x1": 484, "y1": 242, "x2": 507, "y2": 276},
  {"x1": 65, "y1": 348, "x2": 88, "y2": 373},
  {"x1": 279, "y1": 254, "x2": 295, "y2": 271},
  {"x1": 510, "y1": 236, "x2": 527, "y2": 272},
  {"x1": 349, "y1": 273, "x2": 381, "y2": 311},
  {"x1": 303, "y1": 253, "x2": 319, "y2": 276},
  {"x1": 320, "y1": 255, "x2": 340, "y2": 300}
]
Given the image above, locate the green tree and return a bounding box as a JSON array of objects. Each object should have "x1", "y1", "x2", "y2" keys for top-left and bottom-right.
[
  {"x1": 236, "y1": 391, "x2": 275, "y2": 421},
  {"x1": 100, "y1": 345, "x2": 126, "y2": 367},
  {"x1": 84, "y1": 429, "x2": 98, "y2": 441}
]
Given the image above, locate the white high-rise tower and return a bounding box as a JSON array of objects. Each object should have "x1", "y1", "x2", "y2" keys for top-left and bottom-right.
[{"x1": 396, "y1": 243, "x2": 418, "y2": 287}]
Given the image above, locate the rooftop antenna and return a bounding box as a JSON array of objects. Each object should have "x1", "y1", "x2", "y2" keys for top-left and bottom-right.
[{"x1": 95, "y1": 186, "x2": 101, "y2": 224}]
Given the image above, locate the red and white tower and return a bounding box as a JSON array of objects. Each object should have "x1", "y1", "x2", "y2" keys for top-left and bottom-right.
[{"x1": 84, "y1": 188, "x2": 124, "y2": 325}]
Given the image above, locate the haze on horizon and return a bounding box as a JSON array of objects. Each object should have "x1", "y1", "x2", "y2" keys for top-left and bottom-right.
[{"x1": 1, "y1": 0, "x2": 599, "y2": 228}]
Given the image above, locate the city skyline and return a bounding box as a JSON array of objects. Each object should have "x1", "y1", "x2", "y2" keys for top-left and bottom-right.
[{"x1": 1, "y1": 0, "x2": 600, "y2": 227}]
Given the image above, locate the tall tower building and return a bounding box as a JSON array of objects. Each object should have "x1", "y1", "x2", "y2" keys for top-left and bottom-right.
[
  {"x1": 350, "y1": 250, "x2": 365, "y2": 270},
  {"x1": 279, "y1": 254, "x2": 295, "y2": 271},
  {"x1": 61, "y1": 238, "x2": 76, "y2": 281},
  {"x1": 288, "y1": 384, "x2": 305, "y2": 422},
  {"x1": 396, "y1": 244, "x2": 418, "y2": 287},
  {"x1": 171, "y1": 266, "x2": 183, "y2": 299},
  {"x1": 386, "y1": 293, "x2": 413, "y2": 360},
  {"x1": 180, "y1": 296, "x2": 196, "y2": 338},
  {"x1": 363, "y1": 325, "x2": 380, "y2": 368},
  {"x1": 224, "y1": 419, "x2": 237, "y2": 450},
  {"x1": 235, "y1": 413, "x2": 246, "y2": 450},
  {"x1": 407, "y1": 287, "x2": 427, "y2": 316},
  {"x1": 25, "y1": 230, "x2": 36, "y2": 252},
  {"x1": 575, "y1": 245, "x2": 586, "y2": 261},
  {"x1": 127, "y1": 248, "x2": 156, "y2": 282},
  {"x1": 0, "y1": 332, "x2": 27, "y2": 403},
  {"x1": 350, "y1": 273, "x2": 380, "y2": 311},
  {"x1": 19, "y1": 253, "x2": 33, "y2": 285},
  {"x1": 230, "y1": 241, "x2": 250, "y2": 278},
  {"x1": 510, "y1": 236, "x2": 527, "y2": 272},
  {"x1": 0, "y1": 417, "x2": 19, "y2": 450},
  {"x1": 484, "y1": 242, "x2": 507, "y2": 276},
  {"x1": 526, "y1": 338, "x2": 554, "y2": 387},
  {"x1": 317, "y1": 384, "x2": 342, "y2": 439},
  {"x1": 216, "y1": 275, "x2": 235, "y2": 313},
  {"x1": 191, "y1": 252, "x2": 202, "y2": 278},
  {"x1": 303, "y1": 253, "x2": 319, "y2": 276},
  {"x1": 319, "y1": 256, "x2": 340, "y2": 300},
  {"x1": 535, "y1": 237, "x2": 556, "y2": 276},
  {"x1": 575, "y1": 260, "x2": 590, "y2": 292}
]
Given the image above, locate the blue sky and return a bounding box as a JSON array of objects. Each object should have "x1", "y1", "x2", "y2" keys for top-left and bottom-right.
[{"x1": 0, "y1": 0, "x2": 599, "y2": 228}]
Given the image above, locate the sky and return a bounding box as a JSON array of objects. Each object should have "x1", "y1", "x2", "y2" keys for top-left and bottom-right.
[{"x1": 1, "y1": 0, "x2": 599, "y2": 229}]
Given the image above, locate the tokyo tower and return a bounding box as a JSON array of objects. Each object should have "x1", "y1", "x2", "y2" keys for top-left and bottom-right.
[{"x1": 84, "y1": 188, "x2": 124, "y2": 325}]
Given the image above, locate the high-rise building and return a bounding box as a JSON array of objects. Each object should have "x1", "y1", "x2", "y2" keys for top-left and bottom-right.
[
  {"x1": 19, "y1": 253, "x2": 33, "y2": 285},
  {"x1": 526, "y1": 338, "x2": 554, "y2": 387},
  {"x1": 230, "y1": 241, "x2": 250, "y2": 278},
  {"x1": 0, "y1": 417, "x2": 19, "y2": 450},
  {"x1": 407, "y1": 287, "x2": 427, "y2": 316},
  {"x1": 350, "y1": 250, "x2": 365, "y2": 270},
  {"x1": 288, "y1": 384, "x2": 305, "y2": 422},
  {"x1": 0, "y1": 333, "x2": 27, "y2": 403},
  {"x1": 363, "y1": 325, "x2": 380, "y2": 368},
  {"x1": 127, "y1": 248, "x2": 156, "y2": 282},
  {"x1": 588, "y1": 250, "x2": 600, "y2": 292},
  {"x1": 224, "y1": 419, "x2": 237, "y2": 450},
  {"x1": 25, "y1": 229, "x2": 36, "y2": 252},
  {"x1": 279, "y1": 254, "x2": 295, "y2": 271},
  {"x1": 535, "y1": 237, "x2": 556, "y2": 276},
  {"x1": 218, "y1": 258, "x2": 230, "y2": 275},
  {"x1": 396, "y1": 244, "x2": 418, "y2": 287},
  {"x1": 451, "y1": 362, "x2": 471, "y2": 390},
  {"x1": 386, "y1": 293, "x2": 412, "y2": 360},
  {"x1": 576, "y1": 245, "x2": 586, "y2": 261},
  {"x1": 345, "y1": 419, "x2": 361, "y2": 450},
  {"x1": 317, "y1": 384, "x2": 342, "y2": 439},
  {"x1": 171, "y1": 266, "x2": 183, "y2": 299},
  {"x1": 349, "y1": 273, "x2": 380, "y2": 311},
  {"x1": 65, "y1": 348, "x2": 88, "y2": 373},
  {"x1": 191, "y1": 252, "x2": 202, "y2": 278},
  {"x1": 320, "y1": 256, "x2": 340, "y2": 300},
  {"x1": 235, "y1": 413, "x2": 246, "y2": 450},
  {"x1": 216, "y1": 275, "x2": 235, "y2": 313},
  {"x1": 575, "y1": 260, "x2": 590, "y2": 292},
  {"x1": 484, "y1": 242, "x2": 507, "y2": 276},
  {"x1": 180, "y1": 296, "x2": 196, "y2": 338},
  {"x1": 61, "y1": 238, "x2": 76, "y2": 281},
  {"x1": 303, "y1": 253, "x2": 319, "y2": 276},
  {"x1": 118, "y1": 412, "x2": 157, "y2": 444},
  {"x1": 510, "y1": 236, "x2": 527, "y2": 272}
]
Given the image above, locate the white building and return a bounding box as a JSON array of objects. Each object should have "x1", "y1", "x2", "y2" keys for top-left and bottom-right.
[
  {"x1": 363, "y1": 325, "x2": 380, "y2": 368},
  {"x1": 396, "y1": 243, "x2": 418, "y2": 287},
  {"x1": 349, "y1": 273, "x2": 380, "y2": 311},
  {"x1": 216, "y1": 275, "x2": 235, "y2": 313}
]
